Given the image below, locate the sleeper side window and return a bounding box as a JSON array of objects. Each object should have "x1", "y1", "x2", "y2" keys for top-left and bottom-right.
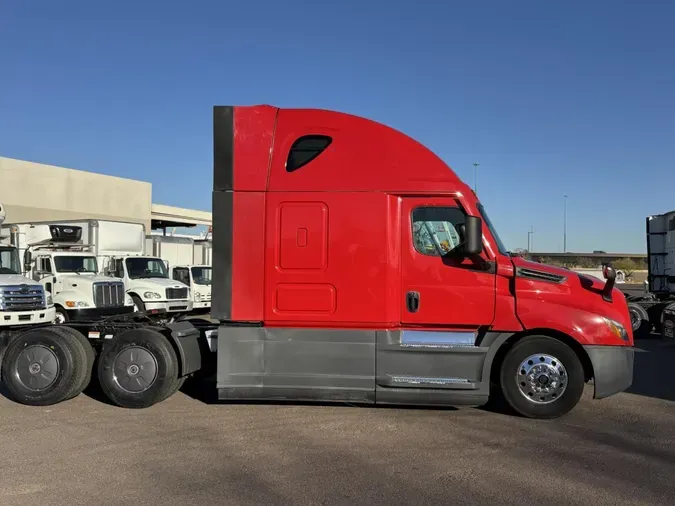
[
  {"x1": 412, "y1": 206, "x2": 466, "y2": 256},
  {"x1": 286, "y1": 135, "x2": 332, "y2": 172}
]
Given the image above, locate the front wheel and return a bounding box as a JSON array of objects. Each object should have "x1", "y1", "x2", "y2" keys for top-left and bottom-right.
[
  {"x1": 627, "y1": 302, "x2": 650, "y2": 337},
  {"x1": 54, "y1": 307, "x2": 68, "y2": 324},
  {"x1": 498, "y1": 336, "x2": 585, "y2": 419}
]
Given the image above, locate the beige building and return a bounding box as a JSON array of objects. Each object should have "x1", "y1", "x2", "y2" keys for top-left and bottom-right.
[{"x1": 0, "y1": 156, "x2": 210, "y2": 231}]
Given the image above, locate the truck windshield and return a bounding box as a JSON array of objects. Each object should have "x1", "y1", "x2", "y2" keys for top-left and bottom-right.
[
  {"x1": 125, "y1": 257, "x2": 169, "y2": 279},
  {"x1": 54, "y1": 255, "x2": 98, "y2": 273},
  {"x1": 191, "y1": 266, "x2": 212, "y2": 285},
  {"x1": 477, "y1": 203, "x2": 508, "y2": 255},
  {"x1": 0, "y1": 246, "x2": 21, "y2": 275}
]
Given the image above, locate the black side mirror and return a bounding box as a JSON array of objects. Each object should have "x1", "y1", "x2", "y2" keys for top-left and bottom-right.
[
  {"x1": 23, "y1": 250, "x2": 32, "y2": 272},
  {"x1": 463, "y1": 216, "x2": 483, "y2": 256}
]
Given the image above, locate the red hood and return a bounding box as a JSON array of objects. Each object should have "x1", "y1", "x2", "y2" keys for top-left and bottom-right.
[{"x1": 509, "y1": 257, "x2": 633, "y2": 346}]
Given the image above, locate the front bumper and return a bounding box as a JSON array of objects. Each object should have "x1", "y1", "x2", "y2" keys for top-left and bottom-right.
[
  {"x1": 193, "y1": 301, "x2": 211, "y2": 310},
  {"x1": 66, "y1": 305, "x2": 134, "y2": 322},
  {"x1": 584, "y1": 345, "x2": 634, "y2": 399},
  {"x1": 0, "y1": 306, "x2": 56, "y2": 327},
  {"x1": 145, "y1": 301, "x2": 193, "y2": 313}
]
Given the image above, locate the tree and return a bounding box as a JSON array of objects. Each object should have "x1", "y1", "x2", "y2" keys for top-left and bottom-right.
[{"x1": 612, "y1": 258, "x2": 642, "y2": 279}]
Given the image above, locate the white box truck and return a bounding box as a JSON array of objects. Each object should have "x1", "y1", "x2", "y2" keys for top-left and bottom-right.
[
  {"x1": 5, "y1": 219, "x2": 193, "y2": 318},
  {"x1": 3, "y1": 222, "x2": 136, "y2": 324},
  {"x1": 148, "y1": 234, "x2": 212, "y2": 313}
]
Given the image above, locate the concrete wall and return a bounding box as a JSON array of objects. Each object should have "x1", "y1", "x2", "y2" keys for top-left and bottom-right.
[{"x1": 0, "y1": 157, "x2": 153, "y2": 230}]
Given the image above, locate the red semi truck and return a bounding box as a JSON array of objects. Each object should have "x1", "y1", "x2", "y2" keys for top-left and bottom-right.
[{"x1": 0, "y1": 105, "x2": 634, "y2": 419}]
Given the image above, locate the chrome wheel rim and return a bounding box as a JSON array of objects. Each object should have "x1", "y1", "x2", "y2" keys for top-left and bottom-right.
[
  {"x1": 54, "y1": 312, "x2": 66, "y2": 324},
  {"x1": 629, "y1": 308, "x2": 641, "y2": 331},
  {"x1": 516, "y1": 354, "x2": 567, "y2": 404}
]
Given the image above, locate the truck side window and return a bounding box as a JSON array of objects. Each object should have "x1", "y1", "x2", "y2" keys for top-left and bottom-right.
[
  {"x1": 286, "y1": 135, "x2": 332, "y2": 172},
  {"x1": 114, "y1": 259, "x2": 125, "y2": 278},
  {"x1": 41, "y1": 257, "x2": 53, "y2": 273},
  {"x1": 173, "y1": 267, "x2": 190, "y2": 285},
  {"x1": 412, "y1": 207, "x2": 465, "y2": 256}
]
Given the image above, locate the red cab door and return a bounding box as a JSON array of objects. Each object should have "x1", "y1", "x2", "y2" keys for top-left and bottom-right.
[{"x1": 400, "y1": 197, "x2": 496, "y2": 328}]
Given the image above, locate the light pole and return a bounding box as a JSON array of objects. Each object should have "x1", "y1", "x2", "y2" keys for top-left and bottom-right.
[
  {"x1": 563, "y1": 194, "x2": 568, "y2": 253},
  {"x1": 527, "y1": 226, "x2": 534, "y2": 253},
  {"x1": 473, "y1": 162, "x2": 480, "y2": 194}
]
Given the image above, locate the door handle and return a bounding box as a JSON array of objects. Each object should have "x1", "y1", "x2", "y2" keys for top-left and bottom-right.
[{"x1": 406, "y1": 291, "x2": 420, "y2": 313}]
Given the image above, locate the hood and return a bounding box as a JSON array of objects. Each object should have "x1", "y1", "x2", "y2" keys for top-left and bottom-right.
[
  {"x1": 129, "y1": 277, "x2": 189, "y2": 291},
  {"x1": 511, "y1": 256, "x2": 632, "y2": 344},
  {"x1": 0, "y1": 274, "x2": 42, "y2": 287},
  {"x1": 59, "y1": 274, "x2": 124, "y2": 288}
]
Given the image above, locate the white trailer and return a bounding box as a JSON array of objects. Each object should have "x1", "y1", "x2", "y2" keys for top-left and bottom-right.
[{"x1": 148, "y1": 235, "x2": 212, "y2": 313}]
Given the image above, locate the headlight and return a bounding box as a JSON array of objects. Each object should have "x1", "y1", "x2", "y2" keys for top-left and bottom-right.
[
  {"x1": 603, "y1": 317, "x2": 629, "y2": 342},
  {"x1": 125, "y1": 296, "x2": 133, "y2": 306},
  {"x1": 47, "y1": 295, "x2": 54, "y2": 307},
  {"x1": 65, "y1": 300, "x2": 89, "y2": 308},
  {"x1": 143, "y1": 292, "x2": 162, "y2": 299},
  {"x1": 195, "y1": 292, "x2": 202, "y2": 301}
]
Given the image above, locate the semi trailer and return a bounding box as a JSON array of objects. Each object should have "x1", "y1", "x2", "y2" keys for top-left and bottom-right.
[
  {"x1": 1, "y1": 222, "x2": 135, "y2": 323},
  {"x1": 625, "y1": 211, "x2": 675, "y2": 337},
  {"x1": 0, "y1": 105, "x2": 635, "y2": 419}
]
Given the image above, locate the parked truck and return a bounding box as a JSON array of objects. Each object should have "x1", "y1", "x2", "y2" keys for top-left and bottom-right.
[
  {"x1": 624, "y1": 211, "x2": 675, "y2": 337},
  {"x1": 0, "y1": 105, "x2": 635, "y2": 419},
  {"x1": 0, "y1": 203, "x2": 57, "y2": 364},
  {"x1": 3, "y1": 219, "x2": 193, "y2": 319},
  {"x1": 0, "y1": 204, "x2": 56, "y2": 325},
  {"x1": 147, "y1": 234, "x2": 212, "y2": 313},
  {"x1": 1, "y1": 221, "x2": 136, "y2": 323}
]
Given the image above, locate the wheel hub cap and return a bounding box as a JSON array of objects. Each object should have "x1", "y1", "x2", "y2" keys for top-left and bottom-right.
[
  {"x1": 517, "y1": 354, "x2": 567, "y2": 404},
  {"x1": 112, "y1": 346, "x2": 158, "y2": 393},
  {"x1": 15, "y1": 345, "x2": 59, "y2": 391}
]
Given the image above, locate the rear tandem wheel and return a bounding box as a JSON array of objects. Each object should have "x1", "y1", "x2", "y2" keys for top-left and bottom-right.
[
  {"x1": 96, "y1": 328, "x2": 180, "y2": 409},
  {"x1": 0, "y1": 327, "x2": 91, "y2": 406}
]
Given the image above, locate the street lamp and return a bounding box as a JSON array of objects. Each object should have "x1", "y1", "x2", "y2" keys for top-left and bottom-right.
[
  {"x1": 527, "y1": 226, "x2": 534, "y2": 253},
  {"x1": 563, "y1": 194, "x2": 568, "y2": 253},
  {"x1": 473, "y1": 162, "x2": 480, "y2": 194}
]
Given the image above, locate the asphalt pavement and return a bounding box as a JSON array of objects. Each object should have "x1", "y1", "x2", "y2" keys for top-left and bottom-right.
[{"x1": 0, "y1": 338, "x2": 674, "y2": 506}]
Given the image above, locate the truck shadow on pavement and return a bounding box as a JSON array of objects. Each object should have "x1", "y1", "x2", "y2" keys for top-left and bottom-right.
[{"x1": 627, "y1": 335, "x2": 675, "y2": 402}]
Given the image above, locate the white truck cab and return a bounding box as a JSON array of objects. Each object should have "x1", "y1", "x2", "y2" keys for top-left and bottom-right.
[
  {"x1": 106, "y1": 255, "x2": 193, "y2": 315},
  {"x1": 148, "y1": 234, "x2": 212, "y2": 313},
  {"x1": 169, "y1": 264, "x2": 212, "y2": 312},
  {"x1": 0, "y1": 206, "x2": 56, "y2": 328}
]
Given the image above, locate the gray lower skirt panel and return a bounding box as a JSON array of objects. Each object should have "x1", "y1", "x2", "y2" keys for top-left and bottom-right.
[{"x1": 216, "y1": 325, "x2": 513, "y2": 407}]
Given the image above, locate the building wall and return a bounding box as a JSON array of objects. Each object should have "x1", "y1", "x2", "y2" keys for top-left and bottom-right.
[{"x1": 0, "y1": 157, "x2": 153, "y2": 230}]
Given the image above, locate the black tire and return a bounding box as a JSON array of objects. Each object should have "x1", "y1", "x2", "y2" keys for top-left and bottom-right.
[
  {"x1": 1, "y1": 327, "x2": 87, "y2": 406},
  {"x1": 131, "y1": 295, "x2": 146, "y2": 314},
  {"x1": 97, "y1": 328, "x2": 178, "y2": 409},
  {"x1": 49, "y1": 326, "x2": 95, "y2": 400},
  {"x1": 161, "y1": 375, "x2": 188, "y2": 402},
  {"x1": 627, "y1": 302, "x2": 650, "y2": 337},
  {"x1": 54, "y1": 307, "x2": 69, "y2": 325},
  {"x1": 498, "y1": 335, "x2": 585, "y2": 419}
]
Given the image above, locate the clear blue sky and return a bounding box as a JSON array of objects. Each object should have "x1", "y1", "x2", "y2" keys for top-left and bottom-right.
[{"x1": 1, "y1": 0, "x2": 673, "y2": 253}]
